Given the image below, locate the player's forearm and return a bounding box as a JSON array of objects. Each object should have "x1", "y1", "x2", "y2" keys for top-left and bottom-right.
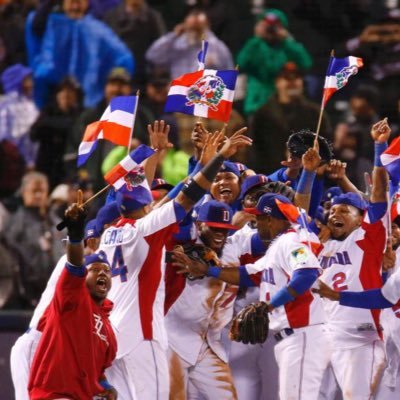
[
  {"x1": 206, "y1": 266, "x2": 241, "y2": 285},
  {"x1": 143, "y1": 151, "x2": 161, "y2": 186},
  {"x1": 371, "y1": 141, "x2": 388, "y2": 203},
  {"x1": 67, "y1": 242, "x2": 84, "y2": 267},
  {"x1": 339, "y1": 289, "x2": 393, "y2": 309}
]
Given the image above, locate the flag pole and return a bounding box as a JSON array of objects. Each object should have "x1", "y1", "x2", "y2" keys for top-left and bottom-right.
[
  {"x1": 82, "y1": 184, "x2": 111, "y2": 207},
  {"x1": 315, "y1": 50, "x2": 335, "y2": 141},
  {"x1": 127, "y1": 89, "x2": 140, "y2": 156}
]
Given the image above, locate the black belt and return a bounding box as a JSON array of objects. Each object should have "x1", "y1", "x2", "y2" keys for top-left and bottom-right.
[{"x1": 274, "y1": 328, "x2": 294, "y2": 342}]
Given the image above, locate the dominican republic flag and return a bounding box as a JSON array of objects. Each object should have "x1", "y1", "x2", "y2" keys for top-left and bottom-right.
[
  {"x1": 164, "y1": 69, "x2": 238, "y2": 122},
  {"x1": 77, "y1": 96, "x2": 138, "y2": 167},
  {"x1": 104, "y1": 144, "x2": 154, "y2": 190},
  {"x1": 381, "y1": 137, "x2": 400, "y2": 183},
  {"x1": 323, "y1": 56, "x2": 363, "y2": 107},
  {"x1": 391, "y1": 192, "x2": 400, "y2": 222},
  {"x1": 197, "y1": 39, "x2": 209, "y2": 70}
]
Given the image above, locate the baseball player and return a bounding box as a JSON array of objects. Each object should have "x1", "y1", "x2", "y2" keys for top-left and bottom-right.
[
  {"x1": 99, "y1": 129, "x2": 252, "y2": 400},
  {"x1": 175, "y1": 193, "x2": 331, "y2": 400},
  {"x1": 165, "y1": 199, "x2": 269, "y2": 399},
  {"x1": 28, "y1": 191, "x2": 118, "y2": 399},
  {"x1": 10, "y1": 218, "x2": 102, "y2": 400},
  {"x1": 315, "y1": 216, "x2": 400, "y2": 400},
  {"x1": 316, "y1": 118, "x2": 390, "y2": 399}
]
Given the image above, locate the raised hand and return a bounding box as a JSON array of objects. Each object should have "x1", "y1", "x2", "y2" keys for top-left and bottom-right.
[
  {"x1": 147, "y1": 120, "x2": 173, "y2": 151},
  {"x1": 371, "y1": 117, "x2": 391, "y2": 143},
  {"x1": 383, "y1": 238, "x2": 396, "y2": 272},
  {"x1": 325, "y1": 159, "x2": 347, "y2": 181},
  {"x1": 199, "y1": 129, "x2": 224, "y2": 165},
  {"x1": 312, "y1": 280, "x2": 340, "y2": 301},
  {"x1": 302, "y1": 146, "x2": 321, "y2": 172},
  {"x1": 218, "y1": 127, "x2": 251, "y2": 159},
  {"x1": 171, "y1": 250, "x2": 208, "y2": 278}
]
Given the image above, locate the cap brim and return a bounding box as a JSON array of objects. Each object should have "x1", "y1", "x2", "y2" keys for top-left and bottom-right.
[
  {"x1": 243, "y1": 207, "x2": 262, "y2": 215},
  {"x1": 203, "y1": 221, "x2": 239, "y2": 230}
]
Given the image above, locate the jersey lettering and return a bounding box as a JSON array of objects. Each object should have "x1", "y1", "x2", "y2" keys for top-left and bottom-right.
[
  {"x1": 111, "y1": 245, "x2": 128, "y2": 282},
  {"x1": 262, "y1": 268, "x2": 276, "y2": 285},
  {"x1": 320, "y1": 251, "x2": 352, "y2": 269},
  {"x1": 332, "y1": 272, "x2": 348, "y2": 291},
  {"x1": 104, "y1": 229, "x2": 124, "y2": 245}
]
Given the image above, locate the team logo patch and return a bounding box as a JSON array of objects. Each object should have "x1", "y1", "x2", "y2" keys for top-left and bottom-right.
[
  {"x1": 123, "y1": 167, "x2": 146, "y2": 191},
  {"x1": 336, "y1": 65, "x2": 359, "y2": 89},
  {"x1": 263, "y1": 206, "x2": 272, "y2": 214},
  {"x1": 185, "y1": 75, "x2": 226, "y2": 110},
  {"x1": 291, "y1": 247, "x2": 308, "y2": 263}
]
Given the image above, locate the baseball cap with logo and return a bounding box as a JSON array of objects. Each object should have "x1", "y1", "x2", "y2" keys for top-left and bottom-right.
[
  {"x1": 331, "y1": 192, "x2": 368, "y2": 212},
  {"x1": 197, "y1": 200, "x2": 239, "y2": 230},
  {"x1": 321, "y1": 186, "x2": 343, "y2": 204},
  {"x1": 244, "y1": 193, "x2": 293, "y2": 220},
  {"x1": 95, "y1": 201, "x2": 121, "y2": 234},
  {"x1": 116, "y1": 185, "x2": 153, "y2": 214},
  {"x1": 219, "y1": 161, "x2": 241, "y2": 177},
  {"x1": 84, "y1": 250, "x2": 110, "y2": 268},
  {"x1": 151, "y1": 178, "x2": 174, "y2": 192},
  {"x1": 84, "y1": 219, "x2": 101, "y2": 241},
  {"x1": 240, "y1": 174, "x2": 270, "y2": 198}
]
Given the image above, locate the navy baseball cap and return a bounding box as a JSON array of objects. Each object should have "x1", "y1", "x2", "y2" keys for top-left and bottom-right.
[
  {"x1": 116, "y1": 185, "x2": 153, "y2": 214},
  {"x1": 84, "y1": 250, "x2": 110, "y2": 268},
  {"x1": 219, "y1": 161, "x2": 240, "y2": 177},
  {"x1": 95, "y1": 201, "x2": 120, "y2": 234},
  {"x1": 151, "y1": 178, "x2": 174, "y2": 192},
  {"x1": 245, "y1": 193, "x2": 292, "y2": 220},
  {"x1": 84, "y1": 219, "x2": 101, "y2": 240},
  {"x1": 331, "y1": 192, "x2": 368, "y2": 211},
  {"x1": 240, "y1": 174, "x2": 269, "y2": 198},
  {"x1": 197, "y1": 200, "x2": 239, "y2": 230},
  {"x1": 321, "y1": 186, "x2": 343, "y2": 204}
]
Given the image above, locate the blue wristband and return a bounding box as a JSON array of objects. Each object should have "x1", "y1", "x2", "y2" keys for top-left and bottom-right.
[
  {"x1": 67, "y1": 237, "x2": 83, "y2": 244},
  {"x1": 270, "y1": 286, "x2": 295, "y2": 308},
  {"x1": 207, "y1": 266, "x2": 222, "y2": 278},
  {"x1": 374, "y1": 142, "x2": 388, "y2": 167},
  {"x1": 297, "y1": 170, "x2": 316, "y2": 194},
  {"x1": 99, "y1": 379, "x2": 114, "y2": 391}
]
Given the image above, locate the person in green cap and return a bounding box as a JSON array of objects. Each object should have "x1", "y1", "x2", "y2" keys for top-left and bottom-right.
[{"x1": 237, "y1": 8, "x2": 312, "y2": 115}]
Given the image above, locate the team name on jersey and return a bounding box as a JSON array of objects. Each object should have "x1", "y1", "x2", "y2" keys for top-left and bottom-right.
[
  {"x1": 103, "y1": 229, "x2": 124, "y2": 245},
  {"x1": 319, "y1": 251, "x2": 352, "y2": 269}
]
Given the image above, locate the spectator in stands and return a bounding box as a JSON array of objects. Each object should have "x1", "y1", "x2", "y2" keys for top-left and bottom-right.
[
  {"x1": 25, "y1": 0, "x2": 134, "y2": 108},
  {"x1": 5, "y1": 172, "x2": 55, "y2": 308},
  {"x1": 104, "y1": 0, "x2": 166, "y2": 87},
  {"x1": 333, "y1": 85, "x2": 379, "y2": 189},
  {"x1": 237, "y1": 8, "x2": 312, "y2": 115},
  {"x1": 146, "y1": 8, "x2": 234, "y2": 79},
  {"x1": 0, "y1": 63, "x2": 39, "y2": 168},
  {"x1": 30, "y1": 77, "x2": 83, "y2": 189},
  {"x1": 250, "y1": 62, "x2": 331, "y2": 174}
]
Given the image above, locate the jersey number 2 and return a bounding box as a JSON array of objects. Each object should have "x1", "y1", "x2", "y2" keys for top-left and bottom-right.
[
  {"x1": 332, "y1": 272, "x2": 348, "y2": 291},
  {"x1": 111, "y1": 245, "x2": 128, "y2": 282}
]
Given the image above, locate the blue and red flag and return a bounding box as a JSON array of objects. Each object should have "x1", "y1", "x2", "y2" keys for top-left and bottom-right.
[
  {"x1": 77, "y1": 95, "x2": 138, "y2": 167},
  {"x1": 323, "y1": 56, "x2": 363, "y2": 107},
  {"x1": 164, "y1": 69, "x2": 238, "y2": 122},
  {"x1": 381, "y1": 136, "x2": 400, "y2": 183},
  {"x1": 197, "y1": 39, "x2": 209, "y2": 70}
]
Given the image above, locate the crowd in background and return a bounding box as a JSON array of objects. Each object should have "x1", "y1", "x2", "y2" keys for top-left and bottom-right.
[{"x1": 1, "y1": 0, "x2": 400, "y2": 309}]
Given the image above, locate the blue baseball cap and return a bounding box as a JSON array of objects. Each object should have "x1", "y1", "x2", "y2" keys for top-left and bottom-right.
[
  {"x1": 245, "y1": 193, "x2": 292, "y2": 220},
  {"x1": 1, "y1": 64, "x2": 32, "y2": 94},
  {"x1": 151, "y1": 178, "x2": 174, "y2": 192},
  {"x1": 321, "y1": 187, "x2": 343, "y2": 204},
  {"x1": 84, "y1": 219, "x2": 101, "y2": 240},
  {"x1": 219, "y1": 161, "x2": 240, "y2": 177},
  {"x1": 240, "y1": 174, "x2": 269, "y2": 198},
  {"x1": 331, "y1": 192, "x2": 368, "y2": 211},
  {"x1": 197, "y1": 200, "x2": 238, "y2": 230},
  {"x1": 95, "y1": 201, "x2": 120, "y2": 234},
  {"x1": 84, "y1": 250, "x2": 110, "y2": 268},
  {"x1": 116, "y1": 185, "x2": 153, "y2": 214}
]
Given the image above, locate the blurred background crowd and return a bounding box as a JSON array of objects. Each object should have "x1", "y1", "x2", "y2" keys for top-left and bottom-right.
[{"x1": 0, "y1": 0, "x2": 400, "y2": 310}]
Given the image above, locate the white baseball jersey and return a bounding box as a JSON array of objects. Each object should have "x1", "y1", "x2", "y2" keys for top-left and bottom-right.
[
  {"x1": 319, "y1": 214, "x2": 386, "y2": 349},
  {"x1": 245, "y1": 228, "x2": 325, "y2": 332},
  {"x1": 99, "y1": 201, "x2": 180, "y2": 358},
  {"x1": 165, "y1": 227, "x2": 257, "y2": 365},
  {"x1": 382, "y1": 269, "x2": 400, "y2": 305}
]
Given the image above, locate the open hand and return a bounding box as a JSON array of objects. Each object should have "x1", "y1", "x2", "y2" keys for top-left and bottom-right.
[
  {"x1": 147, "y1": 120, "x2": 173, "y2": 151},
  {"x1": 218, "y1": 127, "x2": 251, "y2": 159},
  {"x1": 171, "y1": 250, "x2": 208, "y2": 278},
  {"x1": 199, "y1": 129, "x2": 224, "y2": 165}
]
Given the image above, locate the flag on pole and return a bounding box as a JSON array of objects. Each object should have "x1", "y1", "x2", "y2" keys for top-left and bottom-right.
[
  {"x1": 164, "y1": 69, "x2": 238, "y2": 122},
  {"x1": 104, "y1": 144, "x2": 154, "y2": 190},
  {"x1": 381, "y1": 137, "x2": 400, "y2": 183},
  {"x1": 197, "y1": 39, "x2": 209, "y2": 70},
  {"x1": 323, "y1": 56, "x2": 363, "y2": 107},
  {"x1": 77, "y1": 96, "x2": 138, "y2": 167}
]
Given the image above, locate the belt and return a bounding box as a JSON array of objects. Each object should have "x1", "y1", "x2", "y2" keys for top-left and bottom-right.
[{"x1": 274, "y1": 328, "x2": 294, "y2": 342}]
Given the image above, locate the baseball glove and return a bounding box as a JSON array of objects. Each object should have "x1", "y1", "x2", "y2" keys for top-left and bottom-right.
[
  {"x1": 229, "y1": 301, "x2": 269, "y2": 344},
  {"x1": 287, "y1": 129, "x2": 333, "y2": 164},
  {"x1": 173, "y1": 243, "x2": 221, "y2": 280}
]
